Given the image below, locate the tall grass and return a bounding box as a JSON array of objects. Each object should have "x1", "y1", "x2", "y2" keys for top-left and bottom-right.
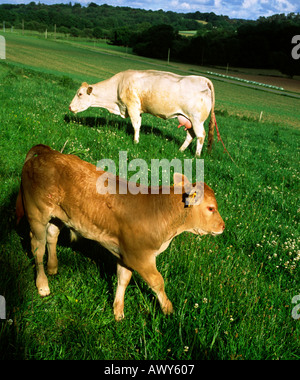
[{"x1": 0, "y1": 37, "x2": 299, "y2": 360}]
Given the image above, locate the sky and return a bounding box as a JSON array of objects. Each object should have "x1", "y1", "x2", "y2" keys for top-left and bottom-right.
[{"x1": 0, "y1": 0, "x2": 299, "y2": 20}]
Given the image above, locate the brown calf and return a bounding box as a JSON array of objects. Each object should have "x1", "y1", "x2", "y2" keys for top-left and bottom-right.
[{"x1": 16, "y1": 144, "x2": 225, "y2": 320}]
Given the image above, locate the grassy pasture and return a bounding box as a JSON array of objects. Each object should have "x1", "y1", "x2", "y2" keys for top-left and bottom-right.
[{"x1": 0, "y1": 34, "x2": 299, "y2": 360}]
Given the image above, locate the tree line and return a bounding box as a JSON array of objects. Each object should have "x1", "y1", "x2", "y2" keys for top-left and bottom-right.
[
  {"x1": 129, "y1": 18, "x2": 300, "y2": 77},
  {"x1": 0, "y1": 2, "x2": 241, "y2": 37},
  {"x1": 1, "y1": 2, "x2": 299, "y2": 76}
]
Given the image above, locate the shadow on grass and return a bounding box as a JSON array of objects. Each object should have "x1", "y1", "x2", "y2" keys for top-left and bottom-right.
[
  {"x1": 64, "y1": 114, "x2": 189, "y2": 152},
  {"x1": 0, "y1": 190, "x2": 28, "y2": 359}
]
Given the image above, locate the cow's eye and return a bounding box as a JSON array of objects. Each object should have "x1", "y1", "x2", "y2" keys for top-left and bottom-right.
[
  {"x1": 78, "y1": 93, "x2": 82, "y2": 97},
  {"x1": 208, "y1": 207, "x2": 215, "y2": 212}
]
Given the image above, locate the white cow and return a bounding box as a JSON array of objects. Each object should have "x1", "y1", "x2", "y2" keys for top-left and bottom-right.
[{"x1": 69, "y1": 70, "x2": 216, "y2": 157}]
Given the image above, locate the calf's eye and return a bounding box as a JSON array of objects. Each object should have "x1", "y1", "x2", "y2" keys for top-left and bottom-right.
[{"x1": 208, "y1": 207, "x2": 215, "y2": 212}]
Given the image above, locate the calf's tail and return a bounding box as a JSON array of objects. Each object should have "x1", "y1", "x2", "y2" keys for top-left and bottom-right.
[
  {"x1": 207, "y1": 79, "x2": 215, "y2": 152},
  {"x1": 16, "y1": 144, "x2": 53, "y2": 224}
]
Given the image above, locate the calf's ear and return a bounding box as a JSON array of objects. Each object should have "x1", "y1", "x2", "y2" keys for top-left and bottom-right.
[
  {"x1": 87, "y1": 86, "x2": 93, "y2": 95},
  {"x1": 173, "y1": 173, "x2": 190, "y2": 193},
  {"x1": 185, "y1": 183, "x2": 204, "y2": 207},
  {"x1": 173, "y1": 173, "x2": 204, "y2": 206}
]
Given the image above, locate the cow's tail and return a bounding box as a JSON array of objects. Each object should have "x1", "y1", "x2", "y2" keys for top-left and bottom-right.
[
  {"x1": 207, "y1": 79, "x2": 215, "y2": 152},
  {"x1": 16, "y1": 145, "x2": 53, "y2": 225}
]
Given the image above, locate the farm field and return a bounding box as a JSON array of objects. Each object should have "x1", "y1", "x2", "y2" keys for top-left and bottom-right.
[{"x1": 0, "y1": 33, "x2": 299, "y2": 360}]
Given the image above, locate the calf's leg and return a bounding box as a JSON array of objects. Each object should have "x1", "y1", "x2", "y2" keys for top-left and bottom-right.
[
  {"x1": 46, "y1": 222, "x2": 61, "y2": 275},
  {"x1": 113, "y1": 261, "x2": 133, "y2": 320},
  {"x1": 30, "y1": 221, "x2": 49, "y2": 297},
  {"x1": 137, "y1": 256, "x2": 173, "y2": 316}
]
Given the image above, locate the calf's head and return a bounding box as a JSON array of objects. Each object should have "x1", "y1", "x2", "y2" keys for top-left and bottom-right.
[
  {"x1": 174, "y1": 173, "x2": 225, "y2": 236},
  {"x1": 69, "y1": 82, "x2": 93, "y2": 113}
]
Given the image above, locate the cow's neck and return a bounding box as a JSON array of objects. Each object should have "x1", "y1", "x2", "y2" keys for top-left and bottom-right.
[{"x1": 91, "y1": 76, "x2": 119, "y2": 110}]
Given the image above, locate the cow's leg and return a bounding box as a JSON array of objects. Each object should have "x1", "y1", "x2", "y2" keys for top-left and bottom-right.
[
  {"x1": 193, "y1": 121, "x2": 206, "y2": 157},
  {"x1": 30, "y1": 221, "x2": 50, "y2": 297},
  {"x1": 113, "y1": 261, "x2": 133, "y2": 321},
  {"x1": 128, "y1": 109, "x2": 142, "y2": 144},
  {"x1": 137, "y1": 256, "x2": 173, "y2": 315},
  {"x1": 46, "y1": 222, "x2": 62, "y2": 275},
  {"x1": 179, "y1": 129, "x2": 195, "y2": 153}
]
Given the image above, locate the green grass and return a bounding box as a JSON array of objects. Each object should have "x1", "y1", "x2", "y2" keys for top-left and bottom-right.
[{"x1": 0, "y1": 34, "x2": 299, "y2": 360}]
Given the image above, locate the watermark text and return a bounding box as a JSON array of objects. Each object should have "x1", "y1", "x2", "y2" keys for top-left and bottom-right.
[
  {"x1": 291, "y1": 35, "x2": 300, "y2": 60},
  {"x1": 292, "y1": 295, "x2": 300, "y2": 320},
  {"x1": 96, "y1": 151, "x2": 204, "y2": 205},
  {"x1": 0, "y1": 35, "x2": 5, "y2": 60},
  {"x1": 0, "y1": 295, "x2": 6, "y2": 319}
]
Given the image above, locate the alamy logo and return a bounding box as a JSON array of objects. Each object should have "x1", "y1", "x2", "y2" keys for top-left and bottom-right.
[
  {"x1": 291, "y1": 35, "x2": 300, "y2": 60},
  {"x1": 291, "y1": 295, "x2": 300, "y2": 320},
  {"x1": 0, "y1": 296, "x2": 6, "y2": 319},
  {"x1": 0, "y1": 35, "x2": 5, "y2": 60},
  {"x1": 96, "y1": 151, "x2": 204, "y2": 205}
]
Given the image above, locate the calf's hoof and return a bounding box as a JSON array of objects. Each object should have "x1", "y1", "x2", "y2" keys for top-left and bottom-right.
[
  {"x1": 38, "y1": 286, "x2": 50, "y2": 297},
  {"x1": 36, "y1": 278, "x2": 50, "y2": 297},
  {"x1": 162, "y1": 300, "x2": 174, "y2": 315},
  {"x1": 114, "y1": 311, "x2": 125, "y2": 321},
  {"x1": 47, "y1": 266, "x2": 58, "y2": 275}
]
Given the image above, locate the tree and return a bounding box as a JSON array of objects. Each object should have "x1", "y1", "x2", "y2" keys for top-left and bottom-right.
[
  {"x1": 70, "y1": 27, "x2": 80, "y2": 37},
  {"x1": 133, "y1": 24, "x2": 176, "y2": 59},
  {"x1": 93, "y1": 26, "x2": 103, "y2": 39},
  {"x1": 111, "y1": 26, "x2": 132, "y2": 46}
]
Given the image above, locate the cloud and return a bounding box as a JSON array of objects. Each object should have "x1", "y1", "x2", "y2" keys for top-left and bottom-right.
[
  {"x1": 180, "y1": 3, "x2": 192, "y2": 11},
  {"x1": 242, "y1": 0, "x2": 259, "y2": 9},
  {"x1": 274, "y1": 0, "x2": 296, "y2": 13}
]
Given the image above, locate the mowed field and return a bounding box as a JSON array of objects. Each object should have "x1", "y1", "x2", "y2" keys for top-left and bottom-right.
[{"x1": 0, "y1": 33, "x2": 299, "y2": 360}]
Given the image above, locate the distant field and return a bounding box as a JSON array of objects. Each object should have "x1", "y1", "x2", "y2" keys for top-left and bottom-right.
[
  {"x1": 0, "y1": 33, "x2": 299, "y2": 360},
  {"x1": 179, "y1": 30, "x2": 198, "y2": 37}
]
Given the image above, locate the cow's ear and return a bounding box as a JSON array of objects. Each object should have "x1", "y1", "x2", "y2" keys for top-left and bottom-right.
[{"x1": 87, "y1": 86, "x2": 93, "y2": 95}]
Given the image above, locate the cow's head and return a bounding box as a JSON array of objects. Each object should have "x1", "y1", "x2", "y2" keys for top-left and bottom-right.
[
  {"x1": 69, "y1": 82, "x2": 93, "y2": 113},
  {"x1": 174, "y1": 173, "x2": 225, "y2": 236}
]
